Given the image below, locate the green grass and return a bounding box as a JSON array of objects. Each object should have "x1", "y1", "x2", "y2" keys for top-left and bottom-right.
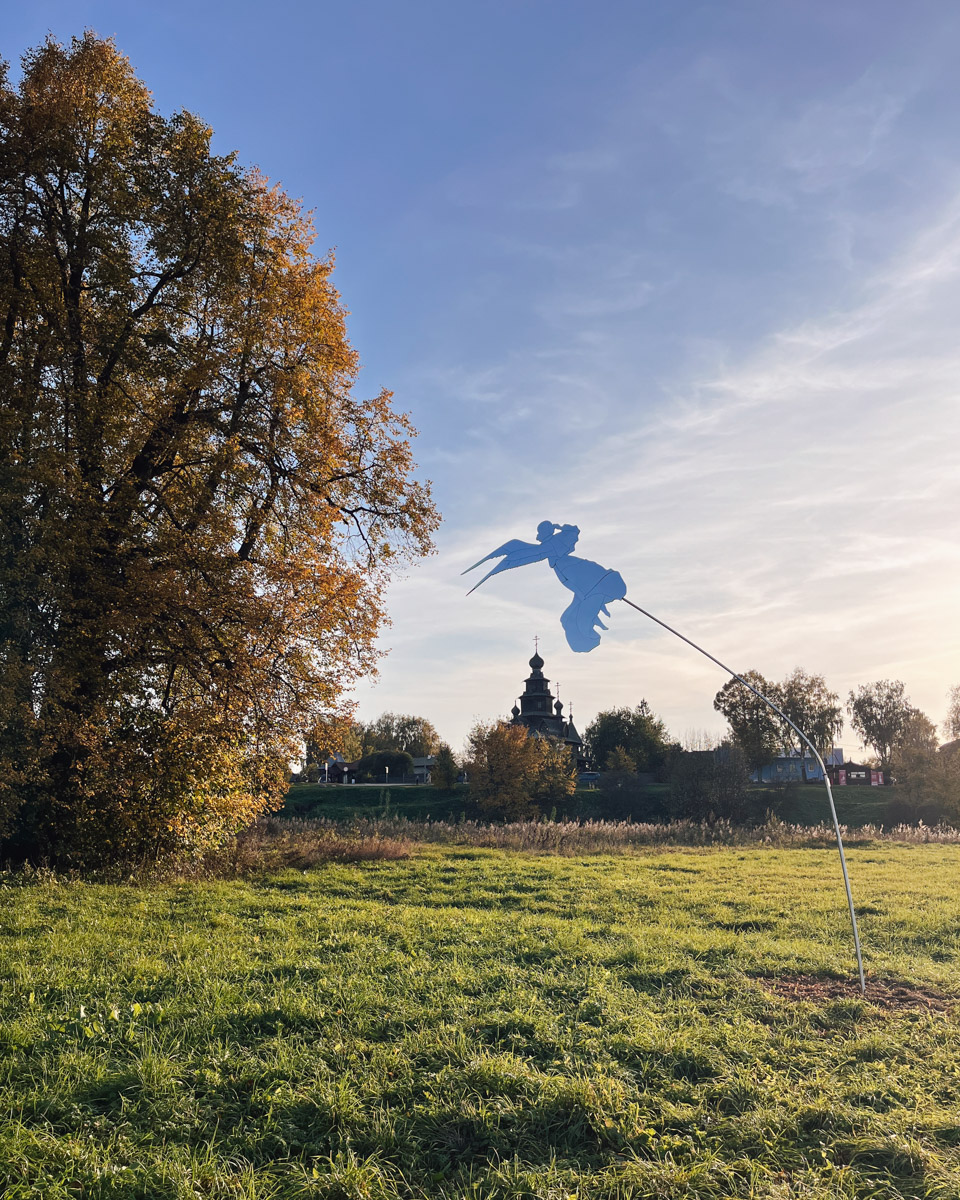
[
  {"x1": 282, "y1": 780, "x2": 903, "y2": 828},
  {"x1": 2, "y1": 844, "x2": 960, "y2": 1197},
  {"x1": 776, "y1": 786, "x2": 900, "y2": 828},
  {"x1": 283, "y1": 784, "x2": 470, "y2": 823}
]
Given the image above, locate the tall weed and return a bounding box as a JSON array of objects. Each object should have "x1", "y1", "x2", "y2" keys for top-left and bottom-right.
[{"x1": 270, "y1": 814, "x2": 960, "y2": 854}]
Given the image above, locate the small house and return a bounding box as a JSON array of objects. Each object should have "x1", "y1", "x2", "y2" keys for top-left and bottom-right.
[{"x1": 827, "y1": 761, "x2": 885, "y2": 786}]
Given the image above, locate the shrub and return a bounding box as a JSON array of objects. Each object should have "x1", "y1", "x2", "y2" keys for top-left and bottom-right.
[
  {"x1": 669, "y1": 745, "x2": 761, "y2": 823},
  {"x1": 240, "y1": 815, "x2": 960, "y2": 856}
]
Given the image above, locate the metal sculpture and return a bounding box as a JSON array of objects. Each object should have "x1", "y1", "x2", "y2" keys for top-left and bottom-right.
[
  {"x1": 463, "y1": 521, "x2": 626, "y2": 653},
  {"x1": 465, "y1": 520, "x2": 866, "y2": 995}
]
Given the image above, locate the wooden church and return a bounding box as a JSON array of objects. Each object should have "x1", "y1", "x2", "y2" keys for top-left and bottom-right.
[{"x1": 508, "y1": 649, "x2": 586, "y2": 770}]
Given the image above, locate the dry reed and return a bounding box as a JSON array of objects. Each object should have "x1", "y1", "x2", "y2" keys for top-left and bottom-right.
[
  {"x1": 267, "y1": 814, "x2": 960, "y2": 854},
  {"x1": 202, "y1": 819, "x2": 413, "y2": 876}
]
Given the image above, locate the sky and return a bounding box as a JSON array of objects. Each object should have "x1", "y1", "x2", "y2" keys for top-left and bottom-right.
[{"x1": 4, "y1": 2, "x2": 960, "y2": 755}]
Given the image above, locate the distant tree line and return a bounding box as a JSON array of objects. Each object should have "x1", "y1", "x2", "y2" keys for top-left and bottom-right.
[
  {"x1": 301, "y1": 675, "x2": 960, "y2": 825},
  {"x1": 304, "y1": 712, "x2": 457, "y2": 786},
  {"x1": 712, "y1": 672, "x2": 960, "y2": 823}
]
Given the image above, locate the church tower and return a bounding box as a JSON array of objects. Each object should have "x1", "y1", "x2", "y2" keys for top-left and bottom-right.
[
  {"x1": 509, "y1": 649, "x2": 584, "y2": 767},
  {"x1": 513, "y1": 651, "x2": 562, "y2": 733}
]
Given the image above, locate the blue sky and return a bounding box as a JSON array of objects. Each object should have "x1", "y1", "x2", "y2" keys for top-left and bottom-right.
[{"x1": 5, "y1": 2, "x2": 959, "y2": 752}]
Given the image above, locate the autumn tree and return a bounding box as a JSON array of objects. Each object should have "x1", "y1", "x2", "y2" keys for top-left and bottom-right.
[
  {"x1": 713, "y1": 671, "x2": 785, "y2": 775},
  {"x1": 431, "y1": 744, "x2": 459, "y2": 791},
  {"x1": 466, "y1": 722, "x2": 576, "y2": 819},
  {"x1": 889, "y1": 711, "x2": 960, "y2": 819},
  {"x1": 847, "y1": 681, "x2": 915, "y2": 772},
  {"x1": 353, "y1": 712, "x2": 442, "y2": 759},
  {"x1": 530, "y1": 736, "x2": 578, "y2": 811},
  {"x1": 466, "y1": 723, "x2": 535, "y2": 819},
  {"x1": 0, "y1": 35, "x2": 438, "y2": 865},
  {"x1": 944, "y1": 685, "x2": 960, "y2": 742},
  {"x1": 584, "y1": 703, "x2": 676, "y2": 774},
  {"x1": 776, "y1": 668, "x2": 843, "y2": 775}
]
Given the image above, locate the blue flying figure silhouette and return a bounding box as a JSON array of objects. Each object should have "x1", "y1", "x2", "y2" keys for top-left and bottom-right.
[{"x1": 463, "y1": 520, "x2": 626, "y2": 652}]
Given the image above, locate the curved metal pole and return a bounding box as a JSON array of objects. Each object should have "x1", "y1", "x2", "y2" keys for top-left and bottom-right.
[{"x1": 619, "y1": 596, "x2": 866, "y2": 995}]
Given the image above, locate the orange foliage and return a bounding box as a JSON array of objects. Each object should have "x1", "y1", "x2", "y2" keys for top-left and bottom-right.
[
  {"x1": 0, "y1": 35, "x2": 438, "y2": 865},
  {"x1": 467, "y1": 722, "x2": 576, "y2": 820}
]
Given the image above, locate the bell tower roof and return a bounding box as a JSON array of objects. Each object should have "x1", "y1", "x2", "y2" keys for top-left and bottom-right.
[
  {"x1": 506, "y1": 645, "x2": 585, "y2": 768},
  {"x1": 512, "y1": 647, "x2": 560, "y2": 732}
]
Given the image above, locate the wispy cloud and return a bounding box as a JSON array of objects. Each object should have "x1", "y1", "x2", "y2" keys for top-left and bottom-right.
[
  {"x1": 360, "y1": 189, "x2": 960, "y2": 750},
  {"x1": 720, "y1": 69, "x2": 910, "y2": 204}
]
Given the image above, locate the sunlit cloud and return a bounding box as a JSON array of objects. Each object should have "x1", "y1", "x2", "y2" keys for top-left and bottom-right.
[{"x1": 359, "y1": 186, "x2": 960, "y2": 752}]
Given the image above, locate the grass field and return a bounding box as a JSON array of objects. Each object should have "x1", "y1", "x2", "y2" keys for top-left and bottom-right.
[
  {"x1": 282, "y1": 782, "x2": 899, "y2": 828},
  {"x1": 2, "y1": 844, "x2": 959, "y2": 1198}
]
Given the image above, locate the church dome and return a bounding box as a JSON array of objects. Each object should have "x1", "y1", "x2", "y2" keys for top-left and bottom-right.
[{"x1": 529, "y1": 651, "x2": 544, "y2": 670}]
